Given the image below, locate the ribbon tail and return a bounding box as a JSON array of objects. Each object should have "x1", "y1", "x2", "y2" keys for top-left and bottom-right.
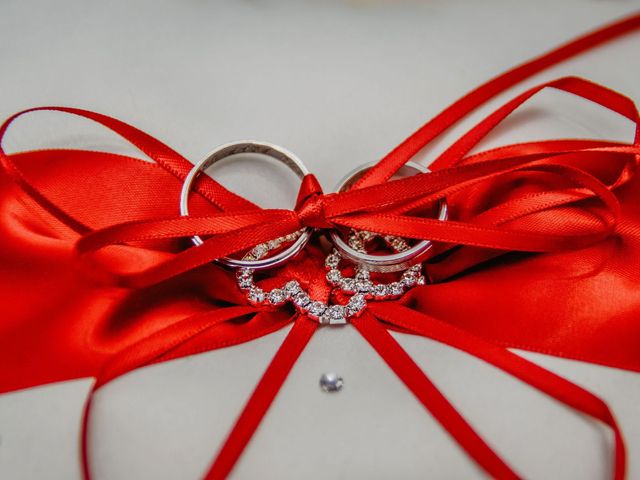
[
  {"x1": 80, "y1": 305, "x2": 264, "y2": 480},
  {"x1": 351, "y1": 312, "x2": 521, "y2": 480},
  {"x1": 369, "y1": 302, "x2": 626, "y2": 480},
  {"x1": 204, "y1": 315, "x2": 318, "y2": 480}
]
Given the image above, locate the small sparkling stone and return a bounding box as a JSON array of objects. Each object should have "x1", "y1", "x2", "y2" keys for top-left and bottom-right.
[
  {"x1": 320, "y1": 373, "x2": 343, "y2": 393},
  {"x1": 237, "y1": 269, "x2": 252, "y2": 279},
  {"x1": 252, "y1": 244, "x2": 268, "y2": 258},
  {"x1": 347, "y1": 294, "x2": 367, "y2": 316},
  {"x1": 340, "y1": 278, "x2": 356, "y2": 292},
  {"x1": 267, "y1": 239, "x2": 281, "y2": 250},
  {"x1": 384, "y1": 235, "x2": 409, "y2": 251},
  {"x1": 389, "y1": 282, "x2": 404, "y2": 296},
  {"x1": 268, "y1": 289, "x2": 286, "y2": 305},
  {"x1": 355, "y1": 280, "x2": 373, "y2": 293},
  {"x1": 401, "y1": 274, "x2": 417, "y2": 287},
  {"x1": 326, "y1": 270, "x2": 342, "y2": 284},
  {"x1": 247, "y1": 288, "x2": 266, "y2": 304},
  {"x1": 322, "y1": 305, "x2": 346, "y2": 325},
  {"x1": 416, "y1": 276, "x2": 426, "y2": 285},
  {"x1": 394, "y1": 240, "x2": 409, "y2": 251},
  {"x1": 325, "y1": 253, "x2": 340, "y2": 268},
  {"x1": 372, "y1": 284, "x2": 390, "y2": 298},
  {"x1": 360, "y1": 231, "x2": 375, "y2": 242},
  {"x1": 293, "y1": 292, "x2": 311, "y2": 308},
  {"x1": 307, "y1": 301, "x2": 327, "y2": 318},
  {"x1": 237, "y1": 276, "x2": 254, "y2": 290},
  {"x1": 350, "y1": 238, "x2": 364, "y2": 251},
  {"x1": 284, "y1": 280, "x2": 301, "y2": 296},
  {"x1": 355, "y1": 269, "x2": 370, "y2": 281}
]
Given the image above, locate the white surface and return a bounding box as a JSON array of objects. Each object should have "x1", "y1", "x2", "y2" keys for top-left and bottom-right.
[{"x1": 1, "y1": 0, "x2": 640, "y2": 479}]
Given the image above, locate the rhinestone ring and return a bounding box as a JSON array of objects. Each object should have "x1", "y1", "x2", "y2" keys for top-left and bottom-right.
[
  {"x1": 328, "y1": 161, "x2": 448, "y2": 272},
  {"x1": 236, "y1": 233, "x2": 366, "y2": 325},
  {"x1": 325, "y1": 230, "x2": 425, "y2": 300},
  {"x1": 180, "y1": 141, "x2": 313, "y2": 270}
]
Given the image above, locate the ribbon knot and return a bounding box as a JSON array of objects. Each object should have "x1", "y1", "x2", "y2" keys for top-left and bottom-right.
[{"x1": 294, "y1": 174, "x2": 334, "y2": 229}]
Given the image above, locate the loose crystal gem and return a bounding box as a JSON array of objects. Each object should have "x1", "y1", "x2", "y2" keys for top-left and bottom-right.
[
  {"x1": 319, "y1": 373, "x2": 343, "y2": 393},
  {"x1": 268, "y1": 289, "x2": 286, "y2": 305}
]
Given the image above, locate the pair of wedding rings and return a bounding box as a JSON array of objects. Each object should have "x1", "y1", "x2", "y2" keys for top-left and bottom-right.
[{"x1": 180, "y1": 141, "x2": 448, "y2": 325}]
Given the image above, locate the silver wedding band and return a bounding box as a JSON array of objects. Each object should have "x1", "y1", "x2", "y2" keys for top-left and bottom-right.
[
  {"x1": 329, "y1": 161, "x2": 448, "y2": 272},
  {"x1": 180, "y1": 140, "x2": 313, "y2": 270}
]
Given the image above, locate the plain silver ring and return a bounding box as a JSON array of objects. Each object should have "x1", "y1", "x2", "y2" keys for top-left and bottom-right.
[
  {"x1": 329, "y1": 161, "x2": 448, "y2": 272},
  {"x1": 180, "y1": 140, "x2": 313, "y2": 270}
]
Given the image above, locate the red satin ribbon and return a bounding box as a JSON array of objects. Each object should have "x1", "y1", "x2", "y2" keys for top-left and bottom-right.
[{"x1": 0, "y1": 11, "x2": 639, "y2": 480}]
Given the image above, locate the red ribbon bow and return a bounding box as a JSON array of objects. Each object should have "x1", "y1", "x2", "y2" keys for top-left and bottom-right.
[{"x1": 1, "y1": 12, "x2": 640, "y2": 480}]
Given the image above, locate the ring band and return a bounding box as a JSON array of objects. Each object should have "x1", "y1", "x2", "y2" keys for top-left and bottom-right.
[
  {"x1": 180, "y1": 140, "x2": 313, "y2": 270},
  {"x1": 328, "y1": 161, "x2": 448, "y2": 272}
]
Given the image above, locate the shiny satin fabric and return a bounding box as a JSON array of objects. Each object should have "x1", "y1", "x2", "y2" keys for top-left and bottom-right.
[{"x1": 1, "y1": 12, "x2": 639, "y2": 480}]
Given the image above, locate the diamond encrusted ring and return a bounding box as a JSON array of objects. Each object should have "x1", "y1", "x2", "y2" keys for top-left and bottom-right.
[
  {"x1": 235, "y1": 233, "x2": 367, "y2": 325},
  {"x1": 179, "y1": 141, "x2": 313, "y2": 270},
  {"x1": 328, "y1": 161, "x2": 448, "y2": 272},
  {"x1": 325, "y1": 230, "x2": 425, "y2": 300}
]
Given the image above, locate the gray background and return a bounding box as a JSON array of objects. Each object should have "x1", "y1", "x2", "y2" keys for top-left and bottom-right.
[{"x1": 1, "y1": 0, "x2": 639, "y2": 479}]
